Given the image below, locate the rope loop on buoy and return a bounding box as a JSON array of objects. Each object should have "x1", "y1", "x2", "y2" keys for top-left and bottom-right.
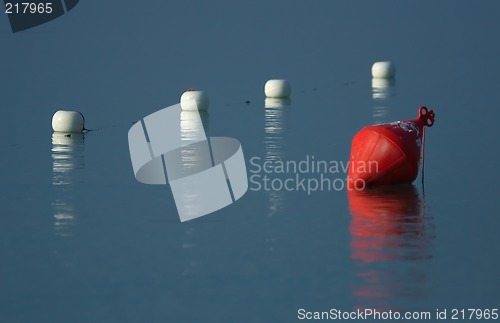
[
  {"x1": 418, "y1": 106, "x2": 435, "y2": 127},
  {"x1": 418, "y1": 106, "x2": 435, "y2": 188}
]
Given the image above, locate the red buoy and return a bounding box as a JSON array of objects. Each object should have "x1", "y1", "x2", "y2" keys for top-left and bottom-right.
[{"x1": 348, "y1": 106, "x2": 435, "y2": 188}]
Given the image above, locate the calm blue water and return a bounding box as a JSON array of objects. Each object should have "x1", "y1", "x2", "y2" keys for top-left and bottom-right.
[{"x1": 1, "y1": 1, "x2": 499, "y2": 322}]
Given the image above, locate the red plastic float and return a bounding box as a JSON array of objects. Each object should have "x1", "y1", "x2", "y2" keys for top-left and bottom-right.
[{"x1": 348, "y1": 106, "x2": 435, "y2": 188}]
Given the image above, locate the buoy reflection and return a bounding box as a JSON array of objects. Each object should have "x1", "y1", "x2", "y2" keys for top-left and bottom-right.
[
  {"x1": 176, "y1": 111, "x2": 212, "y2": 218},
  {"x1": 180, "y1": 110, "x2": 209, "y2": 141},
  {"x1": 349, "y1": 185, "x2": 434, "y2": 309},
  {"x1": 182, "y1": 227, "x2": 200, "y2": 276},
  {"x1": 179, "y1": 111, "x2": 211, "y2": 172},
  {"x1": 51, "y1": 132, "x2": 85, "y2": 237},
  {"x1": 264, "y1": 98, "x2": 290, "y2": 217},
  {"x1": 371, "y1": 78, "x2": 395, "y2": 124}
]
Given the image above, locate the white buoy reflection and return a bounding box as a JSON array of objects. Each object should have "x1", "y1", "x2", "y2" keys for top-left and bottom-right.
[
  {"x1": 348, "y1": 185, "x2": 435, "y2": 310},
  {"x1": 182, "y1": 227, "x2": 200, "y2": 276},
  {"x1": 179, "y1": 111, "x2": 211, "y2": 172},
  {"x1": 51, "y1": 132, "x2": 85, "y2": 237},
  {"x1": 265, "y1": 97, "x2": 291, "y2": 109},
  {"x1": 264, "y1": 98, "x2": 290, "y2": 217},
  {"x1": 176, "y1": 111, "x2": 212, "y2": 219},
  {"x1": 52, "y1": 199, "x2": 76, "y2": 238},
  {"x1": 180, "y1": 110, "x2": 209, "y2": 141},
  {"x1": 372, "y1": 78, "x2": 395, "y2": 124}
]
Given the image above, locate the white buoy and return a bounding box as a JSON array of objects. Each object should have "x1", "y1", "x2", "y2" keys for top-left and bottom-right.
[
  {"x1": 371, "y1": 61, "x2": 396, "y2": 79},
  {"x1": 264, "y1": 79, "x2": 291, "y2": 98},
  {"x1": 180, "y1": 89, "x2": 209, "y2": 111},
  {"x1": 52, "y1": 110, "x2": 85, "y2": 132}
]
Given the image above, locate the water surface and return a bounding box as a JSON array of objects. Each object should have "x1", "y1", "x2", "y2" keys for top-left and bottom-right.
[{"x1": 1, "y1": 1, "x2": 499, "y2": 322}]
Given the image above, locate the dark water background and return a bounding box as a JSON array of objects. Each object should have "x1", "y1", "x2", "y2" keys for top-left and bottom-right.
[{"x1": 1, "y1": 1, "x2": 499, "y2": 322}]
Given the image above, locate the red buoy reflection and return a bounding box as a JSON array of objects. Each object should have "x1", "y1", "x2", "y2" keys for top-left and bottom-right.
[{"x1": 348, "y1": 185, "x2": 434, "y2": 310}]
